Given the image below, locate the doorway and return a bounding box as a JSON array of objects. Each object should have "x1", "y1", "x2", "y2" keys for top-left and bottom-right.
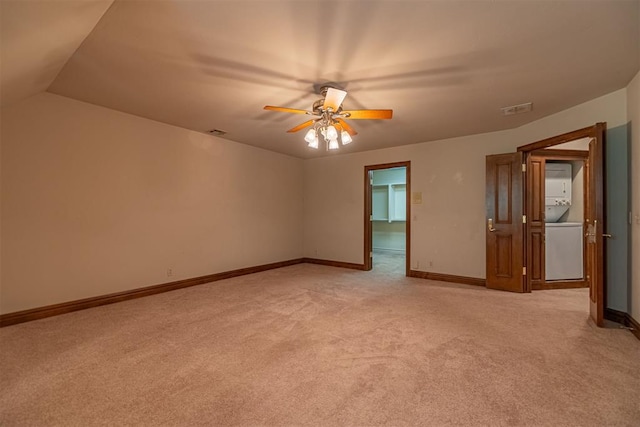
[
  {"x1": 485, "y1": 123, "x2": 605, "y2": 326},
  {"x1": 527, "y1": 145, "x2": 590, "y2": 290},
  {"x1": 364, "y1": 162, "x2": 411, "y2": 275}
]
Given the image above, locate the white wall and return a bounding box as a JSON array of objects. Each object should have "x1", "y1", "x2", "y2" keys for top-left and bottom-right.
[
  {"x1": 373, "y1": 222, "x2": 406, "y2": 252},
  {"x1": 372, "y1": 168, "x2": 406, "y2": 186},
  {"x1": 303, "y1": 89, "x2": 627, "y2": 278},
  {"x1": 565, "y1": 160, "x2": 584, "y2": 223},
  {"x1": 628, "y1": 70, "x2": 640, "y2": 320},
  {"x1": 0, "y1": 93, "x2": 304, "y2": 314}
]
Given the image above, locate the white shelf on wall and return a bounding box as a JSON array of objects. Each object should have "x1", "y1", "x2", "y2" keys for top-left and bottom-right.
[
  {"x1": 391, "y1": 184, "x2": 406, "y2": 221},
  {"x1": 372, "y1": 183, "x2": 406, "y2": 223}
]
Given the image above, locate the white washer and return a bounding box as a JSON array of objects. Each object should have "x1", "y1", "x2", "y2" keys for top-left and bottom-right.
[{"x1": 545, "y1": 222, "x2": 583, "y2": 280}]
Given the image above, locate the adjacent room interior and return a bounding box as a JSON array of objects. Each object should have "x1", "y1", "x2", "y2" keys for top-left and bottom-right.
[
  {"x1": 371, "y1": 166, "x2": 408, "y2": 275},
  {"x1": 1, "y1": 1, "x2": 639, "y2": 425}
]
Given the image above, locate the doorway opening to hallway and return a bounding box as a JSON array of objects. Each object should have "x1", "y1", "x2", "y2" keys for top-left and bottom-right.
[{"x1": 364, "y1": 162, "x2": 411, "y2": 275}]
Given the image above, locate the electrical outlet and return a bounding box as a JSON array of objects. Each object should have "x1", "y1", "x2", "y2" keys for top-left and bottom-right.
[
  {"x1": 429, "y1": 261, "x2": 433, "y2": 267},
  {"x1": 415, "y1": 260, "x2": 420, "y2": 269},
  {"x1": 167, "y1": 268, "x2": 173, "y2": 277}
]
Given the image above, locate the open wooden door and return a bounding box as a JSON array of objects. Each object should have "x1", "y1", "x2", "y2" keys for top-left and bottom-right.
[
  {"x1": 364, "y1": 169, "x2": 374, "y2": 271},
  {"x1": 517, "y1": 123, "x2": 606, "y2": 326},
  {"x1": 526, "y1": 155, "x2": 546, "y2": 291},
  {"x1": 486, "y1": 152, "x2": 525, "y2": 292},
  {"x1": 586, "y1": 125, "x2": 605, "y2": 326}
]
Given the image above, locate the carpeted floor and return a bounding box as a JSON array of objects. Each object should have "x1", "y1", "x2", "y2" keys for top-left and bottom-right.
[{"x1": 1, "y1": 263, "x2": 638, "y2": 426}]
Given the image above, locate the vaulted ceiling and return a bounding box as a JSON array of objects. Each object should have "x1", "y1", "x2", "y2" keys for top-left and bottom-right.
[{"x1": 2, "y1": 0, "x2": 639, "y2": 158}]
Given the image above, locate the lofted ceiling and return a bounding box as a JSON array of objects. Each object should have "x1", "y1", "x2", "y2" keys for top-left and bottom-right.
[{"x1": 1, "y1": 0, "x2": 639, "y2": 159}]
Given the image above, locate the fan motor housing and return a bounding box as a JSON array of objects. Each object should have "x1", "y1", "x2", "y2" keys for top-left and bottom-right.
[
  {"x1": 312, "y1": 97, "x2": 342, "y2": 115},
  {"x1": 312, "y1": 99, "x2": 324, "y2": 114}
]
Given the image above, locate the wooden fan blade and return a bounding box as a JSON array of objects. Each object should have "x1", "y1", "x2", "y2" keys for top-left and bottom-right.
[
  {"x1": 342, "y1": 109, "x2": 393, "y2": 119},
  {"x1": 336, "y1": 118, "x2": 358, "y2": 136},
  {"x1": 323, "y1": 88, "x2": 348, "y2": 111},
  {"x1": 264, "y1": 106, "x2": 310, "y2": 114},
  {"x1": 287, "y1": 119, "x2": 315, "y2": 133}
]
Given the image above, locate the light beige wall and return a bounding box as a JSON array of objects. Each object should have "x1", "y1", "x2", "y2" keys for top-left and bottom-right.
[
  {"x1": 0, "y1": 86, "x2": 631, "y2": 314},
  {"x1": 628, "y1": 70, "x2": 640, "y2": 320},
  {"x1": 0, "y1": 93, "x2": 304, "y2": 314},
  {"x1": 303, "y1": 89, "x2": 627, "y2": 278},
  {"x1": 511, "y1": 89, "x2": 627, "y2": 143},
  {"x1": 304, "y1": 130, "x2": 515, "y2": 275}
]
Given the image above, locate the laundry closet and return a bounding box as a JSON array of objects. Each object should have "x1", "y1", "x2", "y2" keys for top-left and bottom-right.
[
  {"x1": 544, "y1": 161, "x2": 584, "y2": 281},
  {"x1": 526, "y1": 144, "x2": 589, "y2": 290}
]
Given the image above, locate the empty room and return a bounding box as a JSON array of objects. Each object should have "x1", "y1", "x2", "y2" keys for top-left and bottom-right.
[{"x1": 1, "y1": 0, "x2": 639, "y2": 425}]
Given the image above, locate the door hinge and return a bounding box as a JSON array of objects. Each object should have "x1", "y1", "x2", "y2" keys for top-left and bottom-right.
[
  {"x1": 522, "y1": 163, "x2": 526, "y2": 172},
  {"x1": 522, "y1": 267, "x2": 527, "y2": 276},
  {"x1": 370, "y1": 178, "x2": 374, "y2": 185},
  {"x1": 370, "y1": 251, "x2": 373, "y2": 258},
  {"x1": 370, "y1": 214, "x2": 373, "y2": 221},
  {"x1": 523, "y1": 215, "x2": 527, "y2": 224}
]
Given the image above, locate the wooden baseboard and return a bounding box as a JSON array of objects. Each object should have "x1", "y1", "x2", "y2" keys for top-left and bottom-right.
[
  {"x1": 604, "y1": 308, "x2": 640, "y2": 341},
  {"x1": 302, "y1": 258, "x2": 366, "y2": 271},
  {"x1": 408, "y1": 270, "x2": 486, "y2": 287},
  {"x1": 532, "y1": 280, "x2": 588, "y2": 290},
  {"x1": 604, "y1": 308, "x2": 627, "y2": 324},
  {"x1": 0, "y1": 258, "x2": 305, "y2": 328},
  {"x1": 630, "y1": 315, "x2": 640, "y2": 341}
]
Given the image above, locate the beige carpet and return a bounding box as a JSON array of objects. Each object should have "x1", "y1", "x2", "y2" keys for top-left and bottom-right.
[{"x1": 1, "y1": 263, "x2": 639, "y2": 426}]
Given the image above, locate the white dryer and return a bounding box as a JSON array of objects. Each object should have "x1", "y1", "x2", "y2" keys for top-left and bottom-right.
[{"x1": 545, "y1": 222, "x2": 583, "y2": 281}]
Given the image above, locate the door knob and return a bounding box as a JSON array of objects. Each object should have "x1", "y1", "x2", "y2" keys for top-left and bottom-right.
[
  {"x1": 603, "y1": 233, "x2": 613, "y2": 238},
  {"x1": 488, "y1": 218, "x2": 496, "y2": 232}
]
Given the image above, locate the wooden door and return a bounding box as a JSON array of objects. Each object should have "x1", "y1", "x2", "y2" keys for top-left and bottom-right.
[
  {"x1": 586, "y1": 125, "x2": 605, "y2": 326},
  {"x1": 364, "y1": 169, "x2": 374, "y2": 271},
  {"x1": 517, "y1": 123, "x2": 606, "y2": 326},
  {"x1": 526, "y1": 155, "x2": 546, "y2": 290},
  {"x1": 486, "y1": 152, "x2": 525, "y2": 292}
]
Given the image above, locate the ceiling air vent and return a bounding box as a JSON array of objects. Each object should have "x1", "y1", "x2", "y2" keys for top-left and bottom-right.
[
  {"x1": 501, "y1": 102, "x2": 533, "y2": 116},
  {"x1": 208, "y1": 129, "x2": 227, "y2": 136}
]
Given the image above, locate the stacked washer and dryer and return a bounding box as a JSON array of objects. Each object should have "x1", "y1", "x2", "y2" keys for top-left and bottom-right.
[{"x1": 544, "y1": 163, "x2": 584, "y2": 281}]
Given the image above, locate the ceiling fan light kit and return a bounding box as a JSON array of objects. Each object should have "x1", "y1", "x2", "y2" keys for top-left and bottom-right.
[{"x1": 264, "y1": 85, "x2": 392, "y2": 151}]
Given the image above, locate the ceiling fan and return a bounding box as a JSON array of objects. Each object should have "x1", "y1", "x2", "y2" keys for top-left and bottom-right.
[{"x1": 263, "y1": 85, "x2": 393, "y2": 150}]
